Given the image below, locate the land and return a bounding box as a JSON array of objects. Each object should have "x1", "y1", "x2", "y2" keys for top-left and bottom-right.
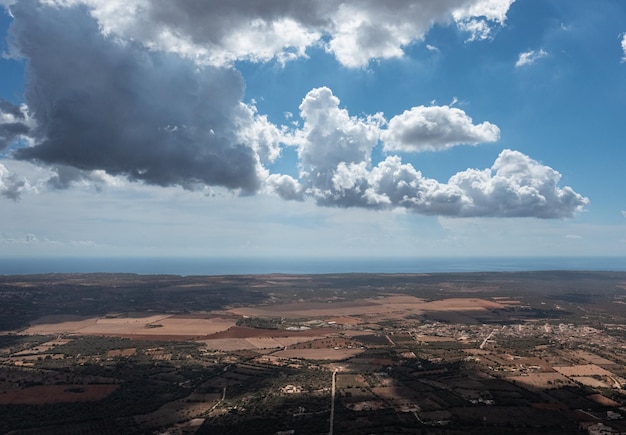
[{"x1": 0, "y1": 271, "x2": 625, "y2": 434}]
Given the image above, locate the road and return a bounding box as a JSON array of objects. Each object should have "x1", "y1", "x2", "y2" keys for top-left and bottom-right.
[
  {"x1": 329, "y1": 369, "x2": 337, "y2": 435},
  {"x1": 480, "y1": 329, "x2": 497, "y2": 349}
]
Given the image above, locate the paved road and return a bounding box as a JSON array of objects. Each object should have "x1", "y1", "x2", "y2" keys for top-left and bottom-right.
[{"x1": 329, "y1": 370, "x2": 337, "y2": 435}]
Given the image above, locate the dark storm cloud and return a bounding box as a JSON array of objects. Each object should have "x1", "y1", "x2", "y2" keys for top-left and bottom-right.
[{"x1": 9, "y1": 0, "x2": 264, "y2": 193}]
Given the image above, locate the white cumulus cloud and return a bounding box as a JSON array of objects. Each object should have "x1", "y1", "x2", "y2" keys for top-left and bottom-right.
[
  {"x1": 293, "y1": 87, "x2": 383, "y2": 172},
  {"x1": 448, "y1": 150, "x2": 589, "y2": 218},
  {"x1": 267, "y1": 87, "x2": 587, "y2": 219},
  {"x1": 382, "y1": 105, "x2": 500, "y2": 152},
  {"x1": 306, "y1": 149, "x2": 588, "y2": 218}
]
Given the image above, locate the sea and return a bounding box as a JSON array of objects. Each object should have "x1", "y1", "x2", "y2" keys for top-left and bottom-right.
[{"x1": 0, "y1": 256, "x2": 625, "y2": 276}]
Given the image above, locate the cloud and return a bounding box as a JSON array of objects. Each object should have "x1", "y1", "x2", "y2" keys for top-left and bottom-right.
[
  {"x1": 0, "y1": 99, "x2": 31, "y2": 151},
  {"x1": 29, "y1": 0, "x2": 515, "y2": 68},
  {"x1": 304, "y1": 149, "x2": 588, "y2": 218},
  {"x1": 621, "y1": 34, "x2": 626, "y2": 63},
  {"x1": 382, "y1": 105, "x2": 500, "y2": 152},
  {"x1": 0, "y1": 162, "x2": 31, "y2": 201},
  {"x1": 266, "y1": 87, "x2": 587, "y2": 219},
  {"x1": 447, "y1": 150, "x2": 589, "y2": 218},
  {"x1": 3, "y1": 1, "x2": 586, "y2": 221},
  {"x1": 266, "y1": 174, "x2": 304, "y2": 201},
  {"x1": 293, "y1": 87, "x2": 383, "y2": 172},
  {"x1": 452, "y1": 0, "x2": 516, "y2": 41},
  {"x1": 515, "y1": 49, "x2": 548, "y2": 67},
  {"x1": 292, "y1": 87, "x2": 498, "y2": 164},
  {"x1": 45, "y1": 165, "x2": 123, "y2": 190},
  {"x1": 8, "y1": 0, "x2": 271, "y2": 193}
]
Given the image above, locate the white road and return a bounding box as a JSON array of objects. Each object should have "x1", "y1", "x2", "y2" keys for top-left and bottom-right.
[{"x1": 329, "y1": 369, "x2": 337, "y2": 435}]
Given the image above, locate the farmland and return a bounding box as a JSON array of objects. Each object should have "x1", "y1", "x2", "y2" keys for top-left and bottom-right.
[{"x1": 0, "y1": 271, "x2": 626, "y2": 433}]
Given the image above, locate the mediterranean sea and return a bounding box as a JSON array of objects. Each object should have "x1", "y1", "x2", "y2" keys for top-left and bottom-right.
[{"x1": 0, "y1": 256, "x2": 625, "y2": 276}]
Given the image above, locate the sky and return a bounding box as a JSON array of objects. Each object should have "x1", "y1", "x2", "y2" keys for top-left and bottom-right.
[{"x1": 0, "y1": 0, "x2": 625, "y2": 260}]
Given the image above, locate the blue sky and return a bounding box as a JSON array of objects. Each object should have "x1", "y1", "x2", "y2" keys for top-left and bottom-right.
[{"x1": 0, "y1": 0, "x2": 625, "y2": 260}]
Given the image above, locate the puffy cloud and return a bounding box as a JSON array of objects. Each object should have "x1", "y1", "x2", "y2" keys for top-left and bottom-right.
[
  {"x1": 236, "y1": 104, "x2": 286, "y2": 164},
  {"x1": 0, "y1": 163, "x2": 31, "y2": 201},
  {"x1": 307, "y1": 150, "x2": 588, "y2": 218},
  {"x1": 265, "y1": 87, "x2": 585, "y2": 219},
  {"x1": 31, "y1": 0, "x2": 515, "y2": 68},
  {"x1": 4, "y1": 1, "x2": 585, "y2": 221},
  {"x1": 9, "y1": 0, "x2": 270, "y2": 193},
  {"x1": 448, "y1": 150, "x2": 589, "y2": 218},
  {"x1": 382, "y1": 105, "x2": 500, "y2": 152},
  {"x1": 293, "y1": 87, "x2": 383, "y2": 172},
  {"x1": 515, "y1": 49, "x2": 548, "y2": 67},
  {"x1": 310, "y1": 156, "x2": 459, "y2": 212},
  {"x1": 0, "y1": 99, "x2": 31, "y2": 151},
  {"x1": 621, "y1": 34, "x2": 626, "y2": 63},
  {"x1": 266, "y1": 174, "x2": 304, "y2": 201},
  {"x1": 324, "y1": 1, "x2": 465, "y2": 67}
]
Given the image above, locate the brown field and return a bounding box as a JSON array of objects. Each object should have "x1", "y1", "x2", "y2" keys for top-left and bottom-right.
[
  {"x1": 200, "y1": 338, "x2": 258, "y2": 351},
  {"x1": 199, "y1": 334, "x2": 328, "y2": 351},
  {"x1": 272, "y1": 348, "x2": 363, "y2": 361},
  {"x1": 228, "y1": 296, "x2": 508, "y2": 320},
  {"x1": 12, "y1": 338, "x2": 73, "y2": 356},
  {"x1": 26, "y1": 316, "x2": 100, "y2": 334},
  {"x1": 574, "y1": 377, "x2": 613, "y2": 388},
  {"x1": 570, "y1": 351, "x2": 617, "y2": 366},
  {"x1": 24, "y1": 314, "x2": 236, "y2": 338},
  {"x1": 0, "y1": 384, "x2": 118, "y2": 404},
  {"x1": 327, "y1": 316, "x2": 362, "y2": 325},
  {"x1": 205, "y1": 326, "x2": 333, "y2": 339},
  {"x1": 553, "y1": 364, "x2": 615, "y2": 377},
  {"x1": 22, "y1": 295, "x2": 515, "y2": 347},
  {"x1": 505, "y1": 373, "x2": 574, "y2": 390}
]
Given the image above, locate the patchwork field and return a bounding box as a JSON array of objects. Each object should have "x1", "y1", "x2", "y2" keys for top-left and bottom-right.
[{"x1": 2, "y1": 271, "x2": 626, "y2": 435}]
